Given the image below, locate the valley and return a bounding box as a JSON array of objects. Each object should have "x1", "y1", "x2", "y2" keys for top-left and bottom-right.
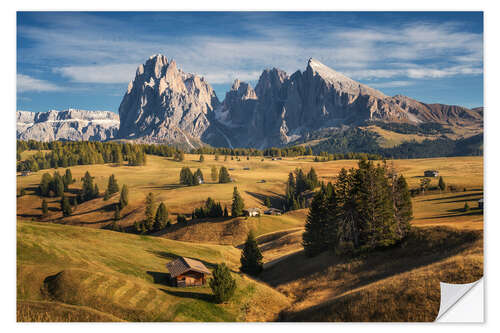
[{"x1": 17, "y1": 152, "x2": 483, "y2": 321}]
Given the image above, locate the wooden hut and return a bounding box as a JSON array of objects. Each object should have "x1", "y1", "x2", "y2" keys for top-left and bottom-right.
[{"x1": 166, "y1": 257, "x2": 211, "y2": 287}]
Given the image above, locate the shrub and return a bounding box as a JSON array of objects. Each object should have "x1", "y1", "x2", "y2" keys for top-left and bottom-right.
[{"x1": 209, "y1": 263, "x2": 236, "y2": 303}]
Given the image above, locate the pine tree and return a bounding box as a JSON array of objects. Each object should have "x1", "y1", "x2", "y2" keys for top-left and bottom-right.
[
  {"x1": 81, "y1": 171, "x2": 95, "y2": 201},
  {"x1": 306, "y1": 167, "x2": 319, "y2": 189},
  {"x1": 41, "y1": 199, "x2": 48, "y2": 216},
  {"x1": 438, "y1": 176, "x2": 446, "y2": 191},
  {"x1": 240, "y1": 231, "x2": 263, "y2": 276},
  {"x1": 154, "y1": 202, "x2": 168, "y2": 231},
  {"x1": 218, "y1": 167, "x2": 231, "y2": 183},
  {"x1": 61, "y1": 196, "x2": 72, "y2": 217},
  {"x1": 39, "y1": 173, "x2": 52, "y2": 197},
  {"x1": 103, "y1": 189, "x2": 110, "y2": 201},
  {"x1": 214, "y1": 153, "x2": 219, "y2": 161},
  {"x1": 231, "y1": 187, "x2": 245, "y2": 217},
  {"x1": 119, "y1": 185, "x2": 129, "y2": 209},
  {"x1": 199, "y1": 154, "x2": 205, "y2": 162},
  {"x1": 52, "y1": 172, "x2": 65, "y2": 197},
  {"x1": 209, "y1": 263, "x2": 236, "y2": 303},
  {"x1": 113, "y1": 204, "x2": 120, "y2": 221},
  {"x1": 264, "y1": 196, "x2": 271, "y2": 208},
  {"x1": 144, "y1": 192, "x2": 155, "y2": 232},
  {"x1": 107, "y1": 174, "x2": 119, "y2": 194},
  {"x1": 224, "y1": 205, "x2": 229, "y2": 217},
  {"x1": 93, "y1": 184, "x2": 99, "y2": 198},
  {"x1": 464, "y1": 202, "x2": 470, "y2": 212},
  {"x1": 302, "y1": 190, "x2": 330, "y2": 256},
  {"x1": 211, "y1": 166, "x2": 218, "y2": 182},
  {"x1": 194, "y1": 168, "x2": 204, "y2": 184},
  {"x1": 393, "y1": 175, "x2": 413, "y2": 238},
  {"x1": 63, "y1": 168, "x2": 73, "y2": 191}
]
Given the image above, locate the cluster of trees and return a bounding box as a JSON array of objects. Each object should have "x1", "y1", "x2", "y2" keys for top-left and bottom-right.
[
  {"x1": 17, "y1": 141, "x2": 147, "y2": 172},
  {"x1": 368, "y1": 121, "x2": 453, "y2": 135},
  {"x1": 192, "y1": 197, "x2": 227, "y2": 219},
  {"x1": 179, "y1": 167, "x2": 204, "y2": 186},
  {"x1": 38, "y1": 169, "x2": 74, "y2": 197},
  {"x1": 190, "y1": 145, "x2": 314, "y2": 158},
  {"x1": 302, "y1": 160, "x2": 413, "y2": 257},
  {"x1": 284, "y1": 167, "x2": 319, "y2": 211},
  {"x1": 134, "y1": 193, "x2": 170, "y2": 233},
  {"x1": 314, "y1": 152, "x2": 383, "y2": 161}
]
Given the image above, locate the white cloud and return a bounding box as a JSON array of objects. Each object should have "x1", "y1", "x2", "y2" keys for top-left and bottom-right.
[
  {"x1": 54, "y1": 64, "x2": 138, "y2": 84},
  {"x1": 18, "y1": 15, "x2": 483, "y2": 87},
  {"x1": 17, "y1": 74, "x2": 63, "y2": 92},
  {"x1": 369, "y1": 81, "x2": 414, "y2": 89}
]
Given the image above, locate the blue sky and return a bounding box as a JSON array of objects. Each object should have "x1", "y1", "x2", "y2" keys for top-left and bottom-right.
[{"x1": 17, "y1": 11, "x2": 483, "y2": 112}]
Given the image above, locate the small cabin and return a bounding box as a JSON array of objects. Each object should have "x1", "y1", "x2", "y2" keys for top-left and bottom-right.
[
  {"x1": 478, "y1": 198, "x2": 484, "y2": 210},
  {"x1": 244, "y1": 208, "x2": 260, "y2": 217},
  {"x1": 264, "y1": 208, "x2": 282, "y2": 216},
  {"x1": 229, "y1": 168, "x2": 235, "y2": 171},
  {"x1": 243, "y1": 167, "x2": 250, "y2": 170},
  {"x1": 424, "y1": 170, "x2": 439, "y2": 177},
  {"x1": 166, "y1": 257, "x2": 211, "y2": 287}
]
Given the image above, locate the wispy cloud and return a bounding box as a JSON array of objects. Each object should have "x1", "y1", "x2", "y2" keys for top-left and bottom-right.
[
  {"x1": 17, "y1": 74, "x2": 63, "y2": 92},
  {"x1": 18, "y1": 13, "x2": 483, "y2": 88}
]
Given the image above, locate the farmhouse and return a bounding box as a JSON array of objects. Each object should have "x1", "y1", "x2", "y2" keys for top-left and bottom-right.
[
  {"x1": 424, "y1": 170, "x2": 439, "y2": 177},
  {"x1": 166, "y1": 257, "x2": 211, "y2": 287},
  {"x1": 264, "y1": 208, "x2": 282, "y2": 216},
  {"x1": 244, "y1": 208, "x2": 260, "y2": 217}
]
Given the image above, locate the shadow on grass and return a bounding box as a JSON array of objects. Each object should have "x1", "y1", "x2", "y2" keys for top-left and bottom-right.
[
  {"x1": 422, "y1": 192, "x2": 483, "y2": 202},
  {"x1": 245, "y1": 191, "x2": 284, "y2": 209},
  {"x1": 143, "y1": 184, "x2": 185, "y2": 190},
  {"x1": 146, "y1": 271, "x2": 171, "y2": 286},
  {"x1": 160, "y1": 288, "x2": 213, "y2": 302}
]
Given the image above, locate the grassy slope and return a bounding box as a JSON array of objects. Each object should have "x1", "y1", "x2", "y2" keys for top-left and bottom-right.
[{"x1": 17, "y1": 221, "x2": 290, "y2": 322}]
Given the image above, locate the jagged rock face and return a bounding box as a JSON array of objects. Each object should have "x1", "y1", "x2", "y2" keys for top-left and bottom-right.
[
  {"x1": 16, "y1": 109, "x2": 119, "y2": 142},
  {"x1": 217, "y1": 58, "x2": 482, "y2": 148},
  {"x1": 117, "y1": 54, "x2": 220, "y2": 148}
]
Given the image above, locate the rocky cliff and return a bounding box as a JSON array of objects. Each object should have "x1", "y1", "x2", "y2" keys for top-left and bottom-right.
[
  {"x1": 117, "y1": 54, "x2": 220, "y2": 148},
  {"x1": 113, "y1": 55, "x2": 483, "y2": 148},
  {"x1": 17, "y1": 109, "x2": 119, "y2": 142}
]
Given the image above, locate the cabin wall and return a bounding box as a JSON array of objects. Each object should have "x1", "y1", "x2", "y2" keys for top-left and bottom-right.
[{"x1": 174, "y1": 271, "x2": 206, "y2": 287}]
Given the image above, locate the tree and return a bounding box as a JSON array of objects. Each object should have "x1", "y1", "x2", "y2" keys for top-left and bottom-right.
[
  {"x1": 240, "y1": 231, "x2": 263, "y2": 276},
  {"x1": 211, "y1": 166, "x2": 218, "y2": 182},
  {"x1": 302, "y1": 189, "x2": 332, "y2": 257},
  {"x1": 438, "y1": 176, "x2": 446, "y2": 191},
  {"x1": 224, "y1": 205, "x2": 229, "y2": 217},
  {"x1": 144, "y1": 192, "x2": 155, "y2": 231},
  {"x1": 61, "y1": 196, "x2": 72, "y2": 217},
  {"x1": 199, "y1": 154, "x2": 205, "y2": 162},
  {"x1": 93, "y1": 184, "x2": 100, "y2": 198},
  {"x1": 41, "y1": 199, "x2": 48, "y2": 216},
  {"x1": 174, "y1": 150, "x2": 185, "y2": 162},
  {"x1": 113, "y1": 204, "x2": 120, "y2": 221},
  {"x1": 180, "y1": 167, "x2": 195, "y2": 185},
  {"x1": 39, "y1": 173, "x2": 52, "y2": 197},
  {"x1": 464, "y1": 202, "x2": 470, "y2": 212},
  {"x1": 264, "y1": 196, "x2": 271, "y2": 208},
  {"x1": 219, "y1": 167, "x2": 231, "y2": 183},
  {"x1": 231, "y1": 187, "x2": 245, "y2": 217},
  {"x1": 393, "y1": 175, "x2": 413, "y2": 239},
  {"x1": 154, "y1": 202, "x2": 168, "y2": 231},
  {"x1": 214, "y1": 153, "x2": 219, "y2": 161},
  {"x1": 19, "y1": 187, "x2": 26, "y2": 196},
  {"x1": 103, "y1": 189, "x2": 110, "y2": 201},
  {"x1": 107, "y1": 174, "x2": 119, "y2": 195},
  {"x1": 119, "y1": 185, "x2": 129, "y2": 209},
  {"x1": 81, "y1": 171, "x2": 96, "y2": 201},
  {"x1": 209, "y1": 263, "x2": 236, "y2": 303},
  {"x1": 52, "y1": 172, "x2": 65, "y2": 197},
  {"x1": 63, "y1": 168, "x2": 73, "y2": 191}
]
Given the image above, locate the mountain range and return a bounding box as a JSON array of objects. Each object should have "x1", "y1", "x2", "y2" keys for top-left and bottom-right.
[{"x1": 17, "y1": 54, "x2": 483, "y2": 151}]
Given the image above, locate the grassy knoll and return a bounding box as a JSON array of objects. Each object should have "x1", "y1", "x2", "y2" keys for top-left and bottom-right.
[{"x1": 17, "y1": 221, "x2": 290, "y2": 322}]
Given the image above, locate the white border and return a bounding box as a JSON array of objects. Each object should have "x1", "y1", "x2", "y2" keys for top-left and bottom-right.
[{"x1": 2, "y1": 1, "x2": 499, "y2": 332}]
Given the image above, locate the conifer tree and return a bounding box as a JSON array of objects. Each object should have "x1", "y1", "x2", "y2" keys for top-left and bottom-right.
[
  {"x1": 464, "y1": 202, "x2": 470, "y2": 212},
  {"x1": 209, "y1": 263, "x2": 236, "y2": 303},
  {"x1": 218, "y1": 167, "x2": 231, "y2": 183},
  {"x1": 224, "y1": 205, "x2": 229, "y2": 217},
  {"x1": 63, "y1": 168, "x2": 73, "y2": 191},
  {"x1": 104, "y1": 189, "x2": 110, "y2": 201},
  {"x1": 194, "y1": 168, "x2": 204, "y2": 184},
  {"x1": 41, "y1": 199, "x2": 48, "y2": 216},
  {"x1": 107, "y1": 174, "x2": 119, "y2": 194},
  {"x1": 214, "y1": 153, "x2": 219, "y2": 161},
  {"x1": 52, "y1": 172, "x2": 65, "y2": 197},
  {"x1": 93, "y1": 184, "x2": 99, "y2": 198},
  {"x1": 19, "y1": 187, "x2": 26, "y2": 196},
  {"x1": 119, "y1": 185, "x2": 129, "y2": 209},
  {"x1": 240, "y1": 231, "x2": 263, "y2": 276},
  {"x1": 264, "y1": 196, "x2": 271, "y2": 208},
  {"x1": 302, "y1": 189, "x2": 330, "y2": 256},
  {"x1": 393, "y1": 175, "x2": 413, "y2": 238},
  {"x1": 113, "y1": 204, "x2": 120, "y2": 221},
  {"x1": 154, "y1": 202, "x2": 168, "y2": 231},
  {"x1": 81, "y1": 171, "x2": 95, "y2": 201},
  {"x1": 61, "y1": 196, "x2": 72, "y2": 217},
  {"x1": 144, "y1": 192, "x2": 155, "y2": 231},
  {"x1": 231, "y1": 187, "x2": 245, "y2": 217},
  {"x1": 438, "y1": 176, "x2": 446, "y2": 191},
  {"x1": 39, "y1": 173, "x2": 52, "y2": 197},
  {"x1": 199, "y1": 154, "x2": 205, "y2": 162}
]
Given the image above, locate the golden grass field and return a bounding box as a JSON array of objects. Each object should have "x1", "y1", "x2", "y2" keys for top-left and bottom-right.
[{"x1": 16, "y1": 152, "x2": 483, "y2": 322}]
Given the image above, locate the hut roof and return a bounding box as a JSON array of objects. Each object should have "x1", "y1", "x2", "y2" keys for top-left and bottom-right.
[{"x1": 166, "y1": 257, "x2": 211, "y2": 277}]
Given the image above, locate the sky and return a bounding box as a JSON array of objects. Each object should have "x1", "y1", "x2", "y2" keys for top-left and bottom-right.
[{"x1": 17, "y1": 11, "x2": 483, "y2": 113}]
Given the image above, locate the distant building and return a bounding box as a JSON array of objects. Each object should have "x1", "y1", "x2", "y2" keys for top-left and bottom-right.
[
  {"x1": 166, "y1": 257, "x2": 211, "y2": 287},
  {"x1": 264, "y1": 208, "x2": 282, "y2": 216},
  {"x1": 21, "y1": 171, "x2": 31, "y2": 176},
  {"x1": 229, "y1": 168, "x2": 235, "y2": 171},
  {"x1": 243, "y1": 167, "x2": 250, "y2": 170},
  {"x1": 424, "y1": 170, "x2": 439, "y2": 177},
  {"x1": 244, "y1": 208, "x2": 261, "y2": 217},
  {"x1": 258, "y1": 180, "x2": 266, "y2": 183},
  {"x1": 478, "y1": 198, "x2": 484, "y2": 210}
]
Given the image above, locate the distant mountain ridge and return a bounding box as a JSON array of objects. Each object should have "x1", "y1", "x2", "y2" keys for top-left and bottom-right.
[
  {"x1": 17, "y1": 54, "x2": 483, "y2": 152},
  {"x1": 16, "y1": 109, "x2": 119, "y2": 142}
]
